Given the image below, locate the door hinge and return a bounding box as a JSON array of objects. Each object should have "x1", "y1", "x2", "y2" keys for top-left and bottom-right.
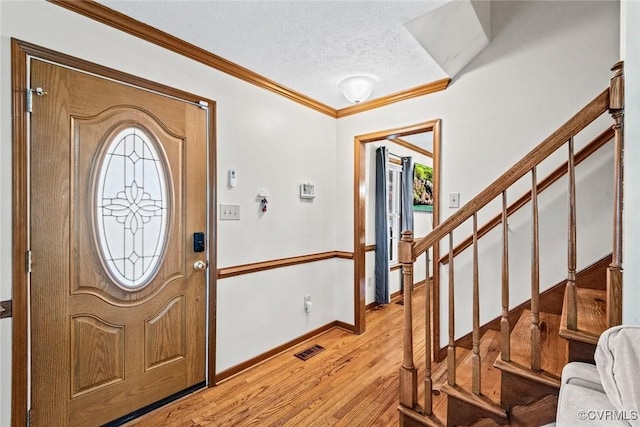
[
  {"x1": 26, "y1": 250, "x2": 32, "y2": 273},
  {"x1": 27, "y1": 408, "x2": 32, "y2": 427},
  {"x1": 26, "y1": 87, "x2": 47, "y2": 113},
  {"x1": 0, "y1": 300, "x2": 12, "y2": 319}
]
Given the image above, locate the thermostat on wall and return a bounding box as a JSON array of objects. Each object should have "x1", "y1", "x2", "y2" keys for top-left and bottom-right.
[{"x1": 300, "y1": 183, "x2": 315, "y2": 199}]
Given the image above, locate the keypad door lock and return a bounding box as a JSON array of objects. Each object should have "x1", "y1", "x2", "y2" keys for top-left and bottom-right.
[{"x1": 193, "y1": 232, "x2": 205, "y2": 252}]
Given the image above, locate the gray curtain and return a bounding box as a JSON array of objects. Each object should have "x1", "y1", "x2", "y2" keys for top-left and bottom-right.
[
  {"x1": 375, "y1": 147, "x2": 390, "y2": 304},
  {"x1": 401, "y1": 156, "x2": 414, "y2": 234}
]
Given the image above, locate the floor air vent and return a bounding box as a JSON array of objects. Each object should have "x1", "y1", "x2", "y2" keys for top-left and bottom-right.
[{"x1": 294, "y1": 344, "x2": 325, "y2": 361}]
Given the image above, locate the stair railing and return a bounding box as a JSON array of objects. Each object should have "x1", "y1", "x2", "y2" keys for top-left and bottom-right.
[{"x1": 398, "y1": 63, "x2": 624, "y2": 416}]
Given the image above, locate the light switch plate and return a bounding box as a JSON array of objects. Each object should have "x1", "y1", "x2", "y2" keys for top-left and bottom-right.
[
  {"x1": 220, "y1": 204, "x2": 240, "y2": 220},
  {"x1": 449, "y1": 192, "x2": 460, "y2": 208}
]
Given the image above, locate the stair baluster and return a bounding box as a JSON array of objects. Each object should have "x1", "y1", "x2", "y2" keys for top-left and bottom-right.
[
  {"x1": 472, "y1": 213, "x2": 481, "y2": 395},
  {"x1": 399, "y1": 230, "x2": 418, "y2": 409},
  {"x1": 501, "y1": 191, "x2": 510, "y2": 362},
  {"x1": 432, "y1": 240, "x2": 441, "y2": 363},
  {"x1": 447, "y1": 232, "x2": 456, "y2": 386},
  {"x1": 531, "y1": 167, "x2": 541, "y2": 372},
  {"x1": 607, "y1": 61, "x2": 624, "y2": 327},
  {"x1": 566, "y1": 137, "x2": 578, "y2": 331},
  {"x1": 424, "y1": 248, "x2": 432, "y2": 415}
]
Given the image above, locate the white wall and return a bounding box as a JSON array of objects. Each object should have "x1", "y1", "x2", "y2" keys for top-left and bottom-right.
[
  {"x1": 622, "y1": 0, "x2": 640, "y2": 325},
  {"x1": 335, "y1": 1, "x2": 620, "y2": 344},
  {"x1": 0, "y1": 2, "x2": 337, "y2": 424}
]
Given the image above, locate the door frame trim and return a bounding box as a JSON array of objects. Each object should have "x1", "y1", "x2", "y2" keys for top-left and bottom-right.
[
  {"x1": 352, "y1": 120, "x2": 441, "y2": 339},
  {"x1": 11, "y1": 38, "x2": 218, "y2": 426}
]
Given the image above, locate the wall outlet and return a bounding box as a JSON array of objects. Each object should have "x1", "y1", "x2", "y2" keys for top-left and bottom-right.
[
  {"x1": 367, "y1": 277, "x2": 373, "y2": 288},
  {"x1": 220, "y1": 204, "x2": 240, "y2": 220},
  {"x1": 304, "y1": 295, "x2": 312, "y2": 314}
]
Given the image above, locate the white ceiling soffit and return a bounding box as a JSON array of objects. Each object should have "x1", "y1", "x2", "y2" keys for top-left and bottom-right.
[{"x1": 405, "y1": 0, "x2": 491, "y2": 79}]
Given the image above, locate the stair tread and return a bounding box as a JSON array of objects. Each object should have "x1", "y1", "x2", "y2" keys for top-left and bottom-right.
[
  {"x1": 509, "y1": 393, "x2": 558, "y2": 426},
  {"x1": 502, "y1": 309, "x2": 566, "y2": 381},
  {"x1": 494, "y1": 358, "x2": 561, "y2": 389},
  {"x1": 560, "y1": 287, "x2": 607, "y2": 345},
  {"x1": 441, "y1": 330, "x2": 504, "y2": 412}
]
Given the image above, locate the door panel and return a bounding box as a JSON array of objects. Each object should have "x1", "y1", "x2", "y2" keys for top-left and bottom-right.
[
  {"x1": 30, "y1": 59, "x2": 207, "y2": 426},
  {"x1": 70, "y1": 315, "x2": 125, "y2": 397}
]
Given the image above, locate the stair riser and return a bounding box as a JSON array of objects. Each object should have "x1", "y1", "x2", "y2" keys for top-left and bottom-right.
[
  {"x1": 500, "y1": 372, "x2": 559, "y2": 410},
  {"x1": 399, "y1": 413, "x2": 429, "y2": 427},
  {"x1": 447, "y1": 396, "x2": 509, "y2": 427},
  {"x1": 568, "y1": 340, "x2": 596, "y2": 364}
]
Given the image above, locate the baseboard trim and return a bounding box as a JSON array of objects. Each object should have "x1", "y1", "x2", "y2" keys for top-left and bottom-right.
[
  {"x1": 365, "y1": 280, "x2": 427, "y2": 311},
  {"x1": 214, "y1": 320, "x2": 353, "y2": 383}
]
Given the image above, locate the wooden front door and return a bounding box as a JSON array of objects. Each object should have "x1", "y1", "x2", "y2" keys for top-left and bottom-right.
[{"x1": 29, "y1": 59, "x2": 208, "y2": 426}]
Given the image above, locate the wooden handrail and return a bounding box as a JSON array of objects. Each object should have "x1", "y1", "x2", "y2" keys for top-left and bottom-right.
[
  {"x1": 439, "y1": 127, "x2": 614, "y2": 265},
  {"x1": 412, "y1": 89, "x2": 609, "y2": 260}
]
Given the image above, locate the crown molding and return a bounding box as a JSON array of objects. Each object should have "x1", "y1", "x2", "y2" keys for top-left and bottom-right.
[
  {"x1": 49, "y1": 0, "x2": 450, "y2": 118},
  {"x1": 336, "y1": 78, "x2": 451, "y2": 118},
  {"x1": 49, "y1": 0, "x2": 337, "y2": 117}
]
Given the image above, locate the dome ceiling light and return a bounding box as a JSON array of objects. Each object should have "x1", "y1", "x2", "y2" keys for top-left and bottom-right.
[{"x1": 338, "y1": 75, "x2": 377, "y2": 104}]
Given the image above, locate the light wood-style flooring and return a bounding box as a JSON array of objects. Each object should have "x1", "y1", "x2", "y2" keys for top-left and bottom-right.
[{"x1": 125, "y1": 290, "x2": 433, "y2": 426}]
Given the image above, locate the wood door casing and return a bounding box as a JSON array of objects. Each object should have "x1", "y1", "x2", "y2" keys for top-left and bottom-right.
[{"x1": 30, "y1": 59, "x2": 207, "y2": 426}]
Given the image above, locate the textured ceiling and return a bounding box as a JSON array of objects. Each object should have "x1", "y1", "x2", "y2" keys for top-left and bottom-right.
[{"x1": 97, "y1": 0, "x2": 456, "y2": 109}]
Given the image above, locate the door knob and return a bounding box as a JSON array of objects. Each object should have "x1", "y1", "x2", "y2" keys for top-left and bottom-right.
[{"x1": 193, "y1": 260, "x2": 207, "y2": 271}]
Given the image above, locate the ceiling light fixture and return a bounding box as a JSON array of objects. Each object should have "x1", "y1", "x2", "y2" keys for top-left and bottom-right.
[{"x1": 338, "y1": 75, "x2": 377, "y2": 104}]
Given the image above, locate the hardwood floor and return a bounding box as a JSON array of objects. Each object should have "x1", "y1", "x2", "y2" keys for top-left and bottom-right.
[{"x1": 125, "y1": 290, "x2": 430, "y2": 427}]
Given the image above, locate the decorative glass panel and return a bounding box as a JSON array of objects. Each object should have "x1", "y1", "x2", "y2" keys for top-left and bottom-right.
[{"x1": 95, "y1": 127, "x2": 169, "y2": 289}]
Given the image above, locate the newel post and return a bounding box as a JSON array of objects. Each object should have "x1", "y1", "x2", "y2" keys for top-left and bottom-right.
[
  {"x1": 607, "y1": 61, "x2": 624, "y2": 327},
  {"x1": 398, "y1": 230, "x2": 417, "y2": 409}
]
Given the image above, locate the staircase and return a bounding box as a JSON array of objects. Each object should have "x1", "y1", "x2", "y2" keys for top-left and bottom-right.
[{"x1": 397, "y1": 62, "x2": 625, "y2": 427}]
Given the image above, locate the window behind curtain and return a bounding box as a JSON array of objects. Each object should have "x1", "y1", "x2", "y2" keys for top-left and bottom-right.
[{"x1": 388, "y1": 162, "x2": 402, "y2": 263}]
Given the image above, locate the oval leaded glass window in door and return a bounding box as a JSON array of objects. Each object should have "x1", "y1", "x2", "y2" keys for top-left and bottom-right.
[{"x1": 95, "y1": 126, "x2": 170, "y2": 290}]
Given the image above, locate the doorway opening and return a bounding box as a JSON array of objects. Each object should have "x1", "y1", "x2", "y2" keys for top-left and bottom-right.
[{"x1": 353, "y1": 120, "x2": 441, "y2": 355}]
